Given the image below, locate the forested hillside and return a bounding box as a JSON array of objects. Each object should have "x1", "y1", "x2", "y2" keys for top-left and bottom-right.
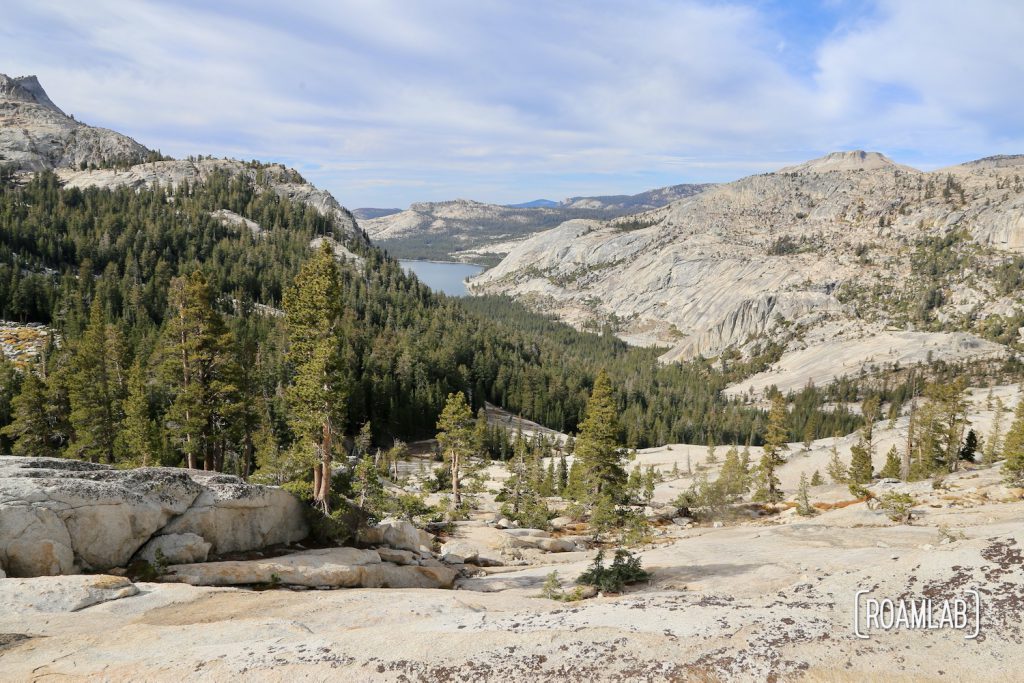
[{"x1": 0, "y1": 168, "x2": 872, "y2": 473}]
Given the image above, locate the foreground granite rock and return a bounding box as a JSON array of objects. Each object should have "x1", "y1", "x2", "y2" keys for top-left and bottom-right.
[
  {"x1": 0, "y1": 457, "x2": 308, "y2": 577},
  {"x1": 359, "y1": 517, "x2": 435, "y2": 553},
  {"x1": 163, "y1": 547, "x2": 457, "y2": 589},
  {"x1": 0, "y1": 574, "x2": 138, "y2": 613}
]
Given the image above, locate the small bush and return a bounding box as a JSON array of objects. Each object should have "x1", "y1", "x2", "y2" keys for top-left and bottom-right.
[
  {"x1": 577, "y1": 549, "x2": 650, "y2": 594},
  {"x1": 878, "y1": 492, "x2": 915, "y2": 524},
  {"x1": 386, "y1": 492, "x2": 439, "y2": 524},
  {"x1": 540, "y1": 571, "x2": 586, "y2": 602},
  {"x1": 848, "y1": 482, "x2": 871, "y2": 500}
]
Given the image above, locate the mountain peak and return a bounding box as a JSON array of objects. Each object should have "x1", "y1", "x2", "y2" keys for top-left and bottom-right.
[
  {"x1": 0, "y1": 73, "x2": 65, "y2": 115},
  {"x1": 779, "y1": 150, "x2": 916, "y2": 174}
]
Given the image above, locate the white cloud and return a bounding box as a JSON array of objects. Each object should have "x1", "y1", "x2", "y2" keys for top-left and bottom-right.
[{"x1": 0, "y1": 0, "x2": 1021, "y2": 205}]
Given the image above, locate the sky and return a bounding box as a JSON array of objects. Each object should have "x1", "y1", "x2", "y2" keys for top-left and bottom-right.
[{"x1": 2, "y1": 0, "x2": 1023, "y2": 208}]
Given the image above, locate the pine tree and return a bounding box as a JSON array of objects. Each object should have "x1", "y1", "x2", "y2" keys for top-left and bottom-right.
[
  {"x1": 355, "y1": 421, "x2": 373, "y2": 461},
  {"x1": 959, "y1": 429, "x2": 978, "y2": 463},
  {"x1": 984, "y1": 396, "x2": 1005, "y2": 465},
  {"x1": 826, "y1": 443, "x2": 847, "y2": 484},
  {"x1": 796, "y1": 472, "x2": 815, "y2": 516},
  {"x1": 754, "y1": 394, "x2": 788, "y2": 502},
  {"x1": 506, "y1": 436, "x2": 529, "y2": 513},
  {"x1": 706, "y1": 435, "x2": 717, "y2": 464},
  {"x1": 739, "y1": 444, "x2": 751, "y2": 484},
  {"x1": 574, "y1": 370, "x2": 626, "y2": 502},
  {"x1": 384, "y1": 439, "x2": 410, "y2": 480},
  {"x1": 556, "y1": 453, "x2": 568, "y2": 493},
  {"x1": 642, "y1": 466, "x2": 656, "y2": 504},
  {"x1": 0, "y1": 357, "x2": 21, "y2": 453},
  {"x1": 1, "y1": 367, "x2": 59, "y2": 457},
  {"x1": 436, "y1": 392, "x2": 476, "y2": 511},
  {"x1": 626, "y1": 465, "x2": 642, "y2": 502},
  {"x1": 1001, "y1": 395, "x2": 1024, "y2": 484},
  {"x1": 251, "y1": 418, "x2": 292, "y2": 486},
  {"x1": 848, "y1": 438, "x2": 873, "y2": 485},
  {"x1": 353, "y1": 454, "x2": 384, "y2": 513},
  {"x1": 283, "y1": 244, "x2": 346, "y2": 511},
  {"x1": 118, "y1": 358, "x2": 159, "y2": 467},
  {"x1": 543, "y1": 457, "x2": 556, "y2": 496},
  {"x1": 718, "y1": 445, "x2": 747, "y2": 499},
  {"x1": 879, "y1": 444, "x2": 901, "y2": 479},
  {"x1": 474, "y1": 408, "x2": 489, "y2": 458},
  {"x1": 67, "y1": 298, "x2": 126, "y2": 463},
  {"x1": 810, "y1": 470, "x2": 824, "y2": 486},
  {"x1": 157, "y1": 271, "x2": 239, "y2": 471}
]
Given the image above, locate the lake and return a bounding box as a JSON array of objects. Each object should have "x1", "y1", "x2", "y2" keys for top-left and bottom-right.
[{"x1": 399, "y1": 260, "x2": 485, "y2": 296}]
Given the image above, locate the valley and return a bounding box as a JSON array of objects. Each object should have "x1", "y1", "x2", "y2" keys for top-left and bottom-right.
[{"x1": 2, "y1": 25, "x2": 1024, "y2": 681}]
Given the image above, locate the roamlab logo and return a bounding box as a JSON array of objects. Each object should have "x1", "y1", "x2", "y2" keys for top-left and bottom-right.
[{"x1": 854, "y1": 589, "x2": 981, "y2": 639}]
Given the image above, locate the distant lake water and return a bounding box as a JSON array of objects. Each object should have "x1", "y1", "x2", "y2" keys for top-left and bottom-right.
[{"x1": 400, "y1": 260, "x2": 485, "y2": 296}]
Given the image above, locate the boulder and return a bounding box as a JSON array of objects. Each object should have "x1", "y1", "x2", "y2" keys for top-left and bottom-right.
[
  {"x1": 362, "y1": 562, "x2": 457, "y2": 589},
  {"x1": 984, "y1": 485, "x2": 1024, "y2": 502},
  {"x1": 503, "y1": 528, "x2": 550, "y2": 538},
  {"x1": 502, "y1": 534, "x2": 541, "y2": 549},
  {"x1": 376, "y1": 548, "x2": 417, "y2": 565},
  {"x1": 671, "y1": 517, "x2": 694, "y2": 527},
  {"x1": 550, "y1": 516, "x2": 574, "y2": 530},
  {"x1": 440, "y1": 540, "x2": 480, "y2": 563},
  {"x1": 158, "y1": 471, "x2": 308, "y2": 555},
  {"x1": 0, "y1": 505, "x2": 75, "y2": 576},
  {"x1": 165, "y1": 547, "x2": 378, "y2": 587},
  {"x1": 495, "y1": 518, "x2": 511, "y2": 529},
  {"x1": 0, "y1": 574, "x2": 138, "y2": 613},
  {"x1": 536, "y1": 538, "x2": 576, "y2": 553},
  {"x1": 441, "y1": 553, "x2": 465, "y2": 564},
  {"x1": 645, "y1": 505, "x2": 679, "y2": 520},
  {"x1": 471, "y1": 553, "x2": 503, "y2": 567},
  {"x1": 134, "y1": 533, "x2": 211, "y2": 566},
  {"x1": 0, "y1": 457, "x2": 308, "y2": 577},
  {"x1": 164, "y1": 547, "x2": 456, "y2": 589},
  {"x1": 359, "y1": 518, "x2": 434, "y2": 553}
]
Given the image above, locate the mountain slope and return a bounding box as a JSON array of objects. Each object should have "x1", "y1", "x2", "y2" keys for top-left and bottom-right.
[
  {"x1": 58, "y1": 160, "x2": 361, "y2": 239},
  {"x1": 0, "y1": 74, "x2": 152, "y2": 171},
  {"x1": 0, "y1": 74, "x2": 361, "y2": 241},
  {"x1": 362, "y1": 184, "x2": 712, "y2": 263},
  {"x1": 471, "y1": 151, "x2": 1024, "y2": 388}
]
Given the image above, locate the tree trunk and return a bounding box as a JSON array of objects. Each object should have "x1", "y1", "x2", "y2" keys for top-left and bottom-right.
[
  {"x1": 186, "y1": 432, "x2": 196, "y2": 469},
  {"x1": 242, "y1": 435, "x2": 252, "y2": 480},
  {"x1": 451, "y1": 451, "x2": 461, "y2": 508},
  {"x1": 312, "y1": 462, "x2": 323, "y2": 503},
  {"x1": 316, "y1": 421, "x2": 333, "y2": 513}
]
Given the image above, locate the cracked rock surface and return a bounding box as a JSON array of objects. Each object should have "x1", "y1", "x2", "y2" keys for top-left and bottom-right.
[{"x1": 0, "y1": 457, "x2": 307, "y2": 577}]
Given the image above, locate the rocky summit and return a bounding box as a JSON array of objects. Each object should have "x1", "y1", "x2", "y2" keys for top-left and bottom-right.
[{"x1": 0, "y1": 74, "x2": 151, "y2": 171}]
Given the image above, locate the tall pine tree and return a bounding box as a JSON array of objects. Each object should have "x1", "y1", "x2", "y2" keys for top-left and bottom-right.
[
  {"x1": 436, "y1": 391, "x2": 476, "y2": 511},
  {"x1": 755, "y1": 394, "x2": 788, "y2": 502},
  {"x1": 283, "y1": 243, "x2": 347, "y2": 511},
  {"x1": 67, "y1": 298, "x2": 126, "y2": 463},
  {"x1": 573, "y1": 369, "x2": 626, "y2": 503}
]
